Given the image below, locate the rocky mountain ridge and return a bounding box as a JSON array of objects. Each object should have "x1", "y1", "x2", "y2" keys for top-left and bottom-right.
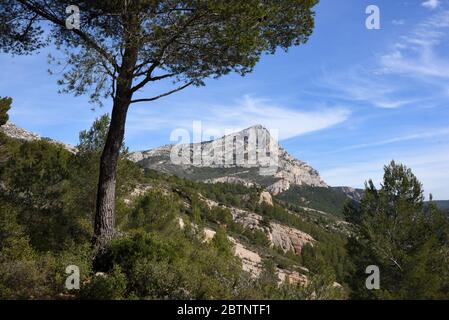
[{"x1": 129, "y1": 125, "x2": 327, "y2": 194}]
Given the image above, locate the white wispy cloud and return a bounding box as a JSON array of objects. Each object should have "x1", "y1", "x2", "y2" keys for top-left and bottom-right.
[
  {"x1": 380, "y1": 10, "x2": 449, "y2": 79},
  {"x1": 320, "y1": 68, "x2": 419, "y2": 109},
  {"x1": 422, "y1": 0, "x2": 441, "y2": 10},
  {"x1": 321, "y1": 10, "x2": 449, "y2": 109},
  {"x1": 127, "y1": 95, "x2": 350, "y2": 141}
]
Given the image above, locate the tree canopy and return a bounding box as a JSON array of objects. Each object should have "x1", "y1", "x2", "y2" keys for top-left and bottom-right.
[{"x1": 1, "y1": 0, "x2": 317, "y2": 104}]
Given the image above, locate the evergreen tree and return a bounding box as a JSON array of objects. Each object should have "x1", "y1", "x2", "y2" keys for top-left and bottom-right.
[
  {"x1": 0, "y1": 97, "x2": 12, "y2": 167},
  {"x1": 77, "y1": 114, "x2": 111, "y2": 155},
  {"x1": 346, "y1": 161, "x2": 449, "y2": 299},
  {"x1": 0, "y1": 97, "x2": 12, "y2": 126}
]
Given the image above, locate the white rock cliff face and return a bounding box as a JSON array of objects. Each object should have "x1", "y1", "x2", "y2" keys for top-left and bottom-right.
[
  {"x1": 269, "y1": 222, "x2": 315, "y2": 255},
  {"x1": 129, "y1": 125, "x2": 327, "y2": 193},
  {"x1": 266, "y1": 179, "x2": 291, "y2": 195},
  {"x1": 273, "y1": 146, "x2": 327, "y2": 191},
  {"x1": 258, "y1": 191, "x2": 273, "y2": 206}
]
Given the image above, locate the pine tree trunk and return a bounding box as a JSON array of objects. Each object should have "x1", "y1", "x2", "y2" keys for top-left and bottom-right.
[
  {"x1": 92, "y1": 46, "x2": 137, "y2": 269},
  {"x1": 93, "y1": 95, "x2": 130, "y2": 247}
]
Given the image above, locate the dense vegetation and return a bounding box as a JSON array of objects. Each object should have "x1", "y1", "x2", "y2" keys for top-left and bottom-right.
[{"x1": 276, "y1": 185, "x2": 353, "y2": 217}]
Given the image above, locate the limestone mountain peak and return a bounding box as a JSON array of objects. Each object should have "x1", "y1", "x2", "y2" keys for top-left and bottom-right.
[{"x1": 129, "y1": 124, "x2": 327, "y2": 194}]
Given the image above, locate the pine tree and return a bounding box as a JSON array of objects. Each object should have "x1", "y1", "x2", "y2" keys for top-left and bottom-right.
[
  {"x1": 0, "y1": 97, "x2": 13, "y2": 170},
  {"x1": 0, "y1": 97, "x2": 12, "y2": 126},
  {"x1": 345, "y1": 161, "x2": 449, "y2": 299}
]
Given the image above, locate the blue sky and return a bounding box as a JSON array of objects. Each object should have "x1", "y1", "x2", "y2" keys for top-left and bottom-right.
[{"x1": 1, "y1": 0, "x2": 449, "y2": 199}]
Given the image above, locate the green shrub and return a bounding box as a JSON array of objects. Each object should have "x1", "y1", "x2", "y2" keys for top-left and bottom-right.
[
  {"x1": 78, "y1": 266, "x2": 127, "y2": 300},
  {"x1": 128, "y1": 190, "x2": 180, "y2": 232}
]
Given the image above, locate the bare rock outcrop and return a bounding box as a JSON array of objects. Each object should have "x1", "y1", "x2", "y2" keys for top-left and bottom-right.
[
  {"x1": 269, "y1": 222, "x2": 314, "y2": 255},
  {"x1": 201, "y1": 227, "x2": 262, "y2": 277},
  {"x1": 232, "y1": 209, "x2": 265, "y2": 232},
  {"x1": 1, "y1": 121, "x2": 41, "y2": 141},
  {"x1": 230, "y1": 238, "x2": 263, "y2": 277},
  {"x1": 229, "y1": 206, "x2": 315, "y2": 254},
  {"x1": 267, "y1": 179, "x2": 291, "y2": 195},
  {"x1": 334, "y1": 186, "x2": 364, "y2": 202},
  {"x1": 177, "y1": 217, "x2": 308, "y2": 283},
  {"x1": 258, "y1": 191, "x2": 273, "y2": 206}
]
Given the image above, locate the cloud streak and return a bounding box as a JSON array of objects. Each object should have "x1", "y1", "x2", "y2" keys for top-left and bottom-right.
[
  {"x1": 380, "y1": 11, "x2": 449, "y2": 80},
  {"x1": 127, "y1": 95, "x2": 350, "y2": 141},
  {"x1": 320, "y1": 10, "x2": 449, "y2": 110},
  {"x1": 320, "y1": 68, "x2": 420, "y2": 109}
]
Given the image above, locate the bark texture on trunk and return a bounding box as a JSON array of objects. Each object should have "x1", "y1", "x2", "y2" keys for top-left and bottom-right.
[
  {"x1": 93, "y1": 45, "x2": 138, "y2": 269},
  {"x1": 93, "y1": 97, "x2": 129, "y2": 246}
]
